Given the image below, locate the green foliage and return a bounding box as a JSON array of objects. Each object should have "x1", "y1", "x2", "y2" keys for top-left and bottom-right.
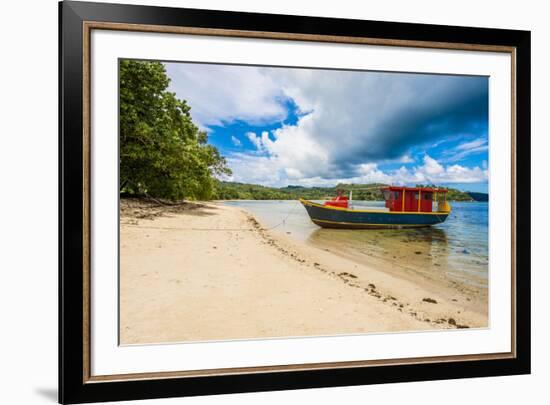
[
  {"x1": 214, "y1": 181, "x2": 478, "y2": 201},
  {"x1": 415, "y1": 184, "x2": 478, "y2": 202},
  {"x1": 446, "y1": 189, "x2": 473, "y2": 201},
  {"x1": 212, "y1": 182, "x2": 341, "y2": 200},
  {"x1": 119, "y1": 60, "x2": 230, "y2": 200},
  {"x1": 334, "y1": 183, "x2": 386, "y2": 200},
  {"x1": 466, "y1": 192, "x2": 489, "y2": 202}
]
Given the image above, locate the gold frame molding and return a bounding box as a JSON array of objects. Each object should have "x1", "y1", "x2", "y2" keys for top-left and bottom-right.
[{"x1": 82, "y1": 21, "x2": 517, "y2": 384}]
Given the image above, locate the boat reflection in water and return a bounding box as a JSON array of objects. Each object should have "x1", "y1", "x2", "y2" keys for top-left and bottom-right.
[{"x1": 306, "y1": 225, "x2": 455, "y2": 285}]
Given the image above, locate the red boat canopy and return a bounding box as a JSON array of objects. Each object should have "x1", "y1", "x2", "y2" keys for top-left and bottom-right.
[{"x1": 381, "y1": 186, "x2": 448, "y2": 213}]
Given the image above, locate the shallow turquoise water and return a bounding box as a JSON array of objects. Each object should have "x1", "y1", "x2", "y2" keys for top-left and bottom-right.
[{"x1": 224, "y1": 200, "x2": 488, "y2": 288}]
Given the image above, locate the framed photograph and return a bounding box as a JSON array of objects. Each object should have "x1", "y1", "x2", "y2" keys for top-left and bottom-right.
[{"x1": 59, "y1": 1, "x2": 530, "y2": 403}]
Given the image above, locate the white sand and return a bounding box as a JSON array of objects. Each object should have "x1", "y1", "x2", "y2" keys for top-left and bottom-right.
[{"x1": 119, "y1": 200, "x2": 487, "y2": 345}]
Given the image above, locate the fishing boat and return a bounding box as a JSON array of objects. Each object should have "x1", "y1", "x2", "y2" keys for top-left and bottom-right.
[{"x1": 300, "y1": 186, "x2": 451, "y2": 229}]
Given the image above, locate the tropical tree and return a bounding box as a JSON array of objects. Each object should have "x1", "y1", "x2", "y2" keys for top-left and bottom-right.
[{"x1": 119, "y1": 60, "x2": 230, "y2": 200}]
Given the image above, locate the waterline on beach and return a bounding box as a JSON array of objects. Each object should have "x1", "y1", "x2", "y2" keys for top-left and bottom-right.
[{"x1": 224, "y1": 200, "x2": 489, "y2": 289}]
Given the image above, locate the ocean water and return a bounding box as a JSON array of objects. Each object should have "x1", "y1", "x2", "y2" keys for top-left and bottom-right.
[{"x1": 224, "y1": 200, "x2": 489, "y2": 289}]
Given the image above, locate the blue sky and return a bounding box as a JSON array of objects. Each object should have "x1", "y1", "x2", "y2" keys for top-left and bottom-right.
[{"x1": 165, "y1": 62, "x2": 489, "y2": 193}]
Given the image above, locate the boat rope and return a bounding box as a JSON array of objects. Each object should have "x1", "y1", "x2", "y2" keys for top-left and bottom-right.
[
  {"x1": 267, "y1": 201, "x2": 300, "y2": 230},
  {"x1": 434, "y1": 214, "x2": 448, "y2": 223}
]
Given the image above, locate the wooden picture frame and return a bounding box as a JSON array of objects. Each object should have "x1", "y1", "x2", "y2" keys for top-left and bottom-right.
[{"x1": 59, "y1": 1, "x2": 530, "y2": 403}]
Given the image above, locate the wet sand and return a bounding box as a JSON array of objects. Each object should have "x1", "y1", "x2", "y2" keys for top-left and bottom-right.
[{"x1": 120, "y1": 198, "x2": 487, "y2": 345}]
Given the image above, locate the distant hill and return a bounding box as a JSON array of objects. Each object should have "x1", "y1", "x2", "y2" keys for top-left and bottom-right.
[
  {"x1": 214, "y1": 181, "x2": 476, "y2": 201},
  {"x1": 467, "y1": 192, "x2": 489, "y2": 202}
]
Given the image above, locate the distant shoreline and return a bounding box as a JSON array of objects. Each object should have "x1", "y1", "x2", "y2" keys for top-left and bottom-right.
[{"x1": 214, "y1": 181, "x2": 487, "y2": 202}]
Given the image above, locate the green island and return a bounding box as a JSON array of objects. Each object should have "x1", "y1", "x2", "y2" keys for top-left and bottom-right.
[{"x1": 213, "y1": 181, "x2": 486, "y2": 202}]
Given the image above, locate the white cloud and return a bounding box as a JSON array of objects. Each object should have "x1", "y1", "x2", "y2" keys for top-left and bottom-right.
[
  {"x1": 224, "y1": 154, "x2": 487, "y2": 188},
  {"x1": 408, "y1": 155, "x2": 487, "y2": 184},
  {"x1": 398, "y1": 154, "x2": 415, "y2": 164},
  {"x1": 245, "y1": 121, "x2": 331, "y2": 179},
  {"x1": 444, "y1": 137, "x2": 488, "y2": 162},
  {"x1": 223, "y1": 153, "x2": 286, "y2": 186},
  {"x1": 457, "y1": 138, "x2": 486, "y2": 150},
  {"x1": 245, "y1": 131, "x2": 270, "y2": 152},
  {"x1": 165, "y1": 63, "x2": 287, "y2": 128},
  {"x1": 355, "y1": 156, "x2": 488, "y2": 186},
  {"x1": 231, "y1": 136, "x2": 241, "y2": 147}
]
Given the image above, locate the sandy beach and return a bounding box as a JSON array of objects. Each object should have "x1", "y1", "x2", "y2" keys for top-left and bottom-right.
[{"x1": 120, "y1": 198, "x2": 488, "y2": 345}]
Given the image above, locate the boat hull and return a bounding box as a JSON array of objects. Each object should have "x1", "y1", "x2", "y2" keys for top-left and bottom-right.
[{"x1": 300, "y1": 199, "x2": 449, "y2": 229}]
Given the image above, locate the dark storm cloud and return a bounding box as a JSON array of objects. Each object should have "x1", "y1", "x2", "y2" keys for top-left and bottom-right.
[{"x1": 331, "y1": 75, "x2": 489, "y2": 166}]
